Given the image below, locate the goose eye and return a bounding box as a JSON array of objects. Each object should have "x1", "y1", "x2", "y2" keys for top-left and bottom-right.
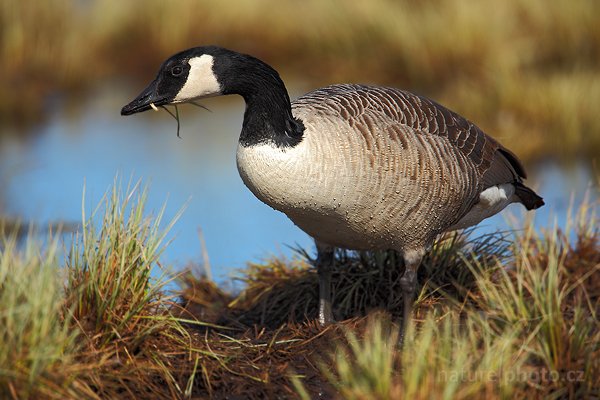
[{"x1": 171, "y1": 66, "x2": 183, "y2": 77}]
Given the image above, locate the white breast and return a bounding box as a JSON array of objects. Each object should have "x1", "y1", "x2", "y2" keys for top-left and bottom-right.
[
  {"x1": 236, "y1": 139, "x2": 314, "y2": 210},
  {"x1": 235, "y1": 119, "x2": 388, "y2": 250}
]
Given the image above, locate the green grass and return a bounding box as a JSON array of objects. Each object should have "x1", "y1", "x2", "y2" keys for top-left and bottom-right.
[
  {"x1": 0, "y1": 181, "x2": 191, "y2": 399},
  {"x1": 1, "y1": 0, "x2": 599, "y2": 162},
  {"x1": 0, "y1": 179, "x2": 598, "y2": 398},
  {"x1": 0, "y1": 237, "x2": 78, "y2": 399},
  {"x1": 65, "y1": 181, "x2": 179, "y2": 347}
]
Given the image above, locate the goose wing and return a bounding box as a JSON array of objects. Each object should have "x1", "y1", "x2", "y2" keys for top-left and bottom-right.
[{"x1": 293, "y1": 83, "x2": 523, "y2": 189}]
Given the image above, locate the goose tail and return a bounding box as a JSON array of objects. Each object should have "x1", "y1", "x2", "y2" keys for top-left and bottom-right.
[{"x1": 514, "y1": 182, "x2": 544, "y2": 210}]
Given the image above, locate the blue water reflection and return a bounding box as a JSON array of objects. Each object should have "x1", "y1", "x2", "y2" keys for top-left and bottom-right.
[{"x1": 0, "y1": 84, "x2": 596, "y2": 282}]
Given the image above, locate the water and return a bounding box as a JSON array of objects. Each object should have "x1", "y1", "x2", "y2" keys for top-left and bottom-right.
[{"x1": 0, "y1": 84, "x2": 596, "y2": 283}]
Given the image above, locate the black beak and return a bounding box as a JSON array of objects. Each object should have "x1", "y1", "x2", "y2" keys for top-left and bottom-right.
[{"x1": 121, "y1": 79, "x2": 169, "y2": 116}]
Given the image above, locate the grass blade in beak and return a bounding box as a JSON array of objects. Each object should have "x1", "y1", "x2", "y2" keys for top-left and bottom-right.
[
  {"x1": 190, "y1": 101, "x2": 212, "y2": 112},
  {"x1": 150, "y1": 103, "x2": 159, "y2": 112},
  {"x1": 161, "y1": 105, "x2": 182, "y2": 138}
]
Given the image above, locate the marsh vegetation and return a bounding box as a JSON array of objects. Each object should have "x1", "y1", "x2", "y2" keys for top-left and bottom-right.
[
  {"x1": 1, "y1": 182, "x2": 598, "y2": 398},
  {"x1": 1, "y1": 0, "x2": 599, "y2": 398}
]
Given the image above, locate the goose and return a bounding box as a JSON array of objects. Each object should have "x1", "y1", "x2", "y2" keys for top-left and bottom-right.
[{"x1": 121, "y1": 45, "x2": 544, "y2": 329}]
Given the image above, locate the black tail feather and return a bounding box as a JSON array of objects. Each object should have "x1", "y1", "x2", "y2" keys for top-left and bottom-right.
[{"x1": 514, "y1": 182, "x2": 544, "y2": 210}]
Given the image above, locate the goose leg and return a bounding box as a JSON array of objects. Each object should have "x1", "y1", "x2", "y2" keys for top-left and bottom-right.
[
  {"x1": 399, "y1": 250, "x2": 423, "y2": 339},
  {"x1": 315, "y1": 241, "x2": 335, "y2": 326}
]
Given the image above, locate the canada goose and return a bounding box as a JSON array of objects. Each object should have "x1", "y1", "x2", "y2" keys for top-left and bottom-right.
[{"x1": 121, "y1": 46, "x2": 544, "y2": 329}]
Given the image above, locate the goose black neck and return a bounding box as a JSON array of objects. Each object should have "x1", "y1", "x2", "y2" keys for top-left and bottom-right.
[{"x1": 214, "y1": 51, "x2": 304, "y2": 148}]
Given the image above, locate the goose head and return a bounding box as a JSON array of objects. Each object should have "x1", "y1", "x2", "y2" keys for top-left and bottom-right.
[
  {"x1": 121, "y1": 45, "x2": 301, "y2": 147},
  {"x1": 121, "y1": 46, "x2": 226, "y2": 115}
]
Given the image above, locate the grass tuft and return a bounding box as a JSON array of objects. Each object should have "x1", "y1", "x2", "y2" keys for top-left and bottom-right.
[
  {"x1": 321, "y1": 315, "x2": 400, "y2": 399},
  {"x1": 228, "y1": 229, "x2": 510, "y2": 328},
  {"x1": 65, "y1": 180, "x2": 179, "y2": 347},
  {"x1": 0, "y1": 237, "x2": 78, "y2": 399}
]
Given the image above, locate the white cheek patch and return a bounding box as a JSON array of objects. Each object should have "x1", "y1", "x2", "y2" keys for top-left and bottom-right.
[{"x1": 173, "y1": 54, "x2": 222, "y2": 103}]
